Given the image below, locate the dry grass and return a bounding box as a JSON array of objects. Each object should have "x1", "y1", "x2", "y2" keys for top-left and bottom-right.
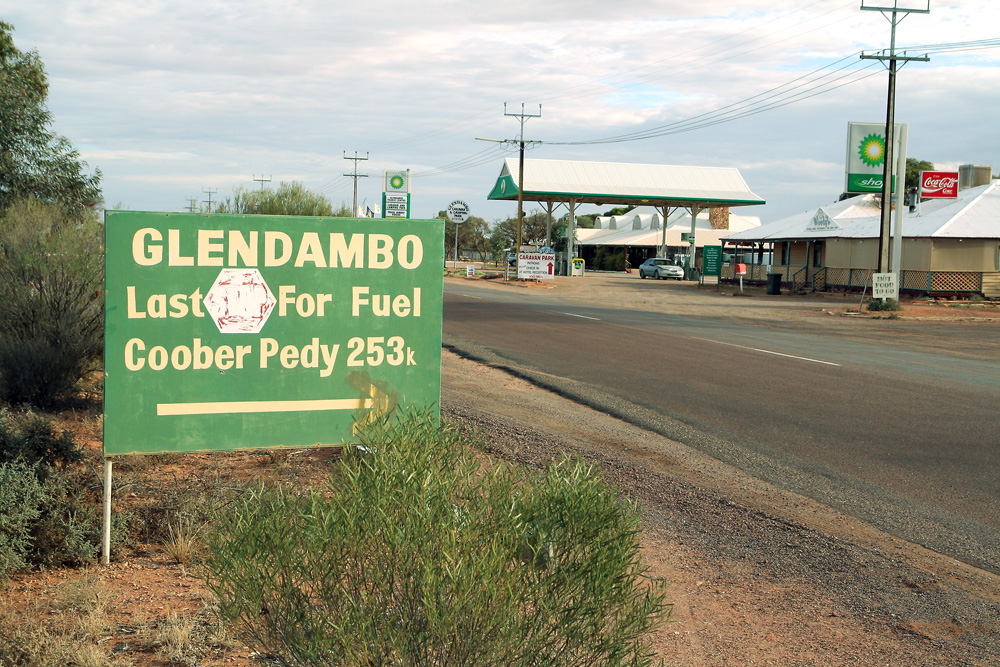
[
  {"x1": 73, "y1": 643, "x2": 113, "y2": 667},
  {"x1": 152, "y1": 612, "x2": 197, "y2": 664},
  {"x1": 164, "y1": 520, "x2": 199, "y2": 565},
  {"x1": 0, "y1": 603, "x2": 113, "y2": 667},
  {"x1": 54, "y1": 572, "x2": 104, "y2": 612}
]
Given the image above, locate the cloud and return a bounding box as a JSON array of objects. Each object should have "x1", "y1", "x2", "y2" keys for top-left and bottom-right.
[{"x1": 5, "y1": 0, "x2": 997, "y2": 221}]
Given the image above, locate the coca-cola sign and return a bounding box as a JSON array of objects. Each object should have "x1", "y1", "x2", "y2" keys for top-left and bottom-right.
[{"x1": 920, "y1": 171, "x2": 959, "y2": 199}]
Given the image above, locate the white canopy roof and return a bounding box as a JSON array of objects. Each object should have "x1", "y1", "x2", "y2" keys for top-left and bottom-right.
[
  {"x1": 724, "y1": 181, "x2": 1000, "y2": 242},
  {"x1": 487, "y1": 158, "x2": 766, "y2": 208},
  {"x1": 578, "y1": 206, "x2": 760, "y2": 247}
]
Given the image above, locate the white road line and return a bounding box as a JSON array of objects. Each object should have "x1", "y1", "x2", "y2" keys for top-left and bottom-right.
[
  {"x1": 562, "y1": 312, "x2": 600, "y2": 321},
  {"x1": 460, "y1": 294, "x2": 483, "y2": 299},
  {"x1": 694, "y1": 337, "x2": 841, "y2": 367}
]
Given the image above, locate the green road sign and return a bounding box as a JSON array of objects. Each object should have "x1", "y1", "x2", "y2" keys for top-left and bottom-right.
[
  {"x1": 104, "y1": 211, "x2": 444, "y2": 455},
  {"x1": 702, "y1": 245, "x2": 722, "y2": 277}
]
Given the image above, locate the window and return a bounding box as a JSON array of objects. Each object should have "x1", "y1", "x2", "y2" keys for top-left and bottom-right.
[{"x1": 780, "y1": 243, "x2": 791, "y2": 265}]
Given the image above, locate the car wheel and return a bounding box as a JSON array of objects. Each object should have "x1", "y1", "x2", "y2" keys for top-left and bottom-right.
[
  {"x1": 656, "y1": 271, "x2": 665, "y2": 280},
  {"x1": 639, "y1": 270, "x2": 646, "y2": 279}
]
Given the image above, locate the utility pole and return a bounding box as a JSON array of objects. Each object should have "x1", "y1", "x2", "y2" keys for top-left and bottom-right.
[
  {"x1": 253, "y1": 174, "x2": 272, "y2": 191},
  {"x1": 186, "y1": 197, "x2": 198, "y2": 213},
  {"x1": 343, "y1": 151, "x2": 369, "y2": 217},
  {"x1": 860, "y1": 1, "x2": 929, "y2": 275},
  {"x1": 202, "y1": 188, "x2": 217, "y2": 213},
  {"x1": 504, "y1": 103, "x2": 541, "y2": 259}
]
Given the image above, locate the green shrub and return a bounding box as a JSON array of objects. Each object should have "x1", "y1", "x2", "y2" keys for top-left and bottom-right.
[
  {"x1": 0, "y1": 197, "x2": 104, "y2": 408},
  {"x1": 0, "y1": 462, "x2": 45, "y2": 578},
  {"x1": 0, "y1": 414, "x2": 130, "y2": 576},
  {"x1": 206, "y1": 411, "x2": 669, "y2": 667},
  {"x1": 0, "y1": 409, "x2": 83, "y2": 472},
  {"x1": 594, "y1": 247, "x2": 625, "y2": 271},
  {"x1": 866, "y1": 297, "x2": 902, "y2": 312},
  {"x1": 0, "y1": 462, "x2": 121, "y2": 576}
]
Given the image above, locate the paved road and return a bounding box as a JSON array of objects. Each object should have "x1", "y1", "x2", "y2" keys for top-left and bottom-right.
[{"x1": 442, "y1": 278, "x2": 1000, "y2": 572}]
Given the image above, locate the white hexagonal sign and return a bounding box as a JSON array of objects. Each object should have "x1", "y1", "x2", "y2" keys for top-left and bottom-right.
[{"x1": 203, "y1": 268, "x2": 276, "y2": 334}]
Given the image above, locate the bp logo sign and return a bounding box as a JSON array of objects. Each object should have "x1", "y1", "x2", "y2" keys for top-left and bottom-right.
[
  {"x1": 845, "y1": 121, "x2": 898, "y2": 194},
  {"x1": 857, "y1": 133, "x2": 886, "y2": 168},
  {"x1": 104, "y1": 211, "x2": 443, "y2": 455}
]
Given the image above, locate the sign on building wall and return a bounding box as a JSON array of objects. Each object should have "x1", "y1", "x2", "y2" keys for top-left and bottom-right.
[
  {"x1": 845, "y1": 122, "x2": 900, "y2": 194},
  {"x1": 919, "y1": 171, "x2": 959, "y2": 199},
  {"x1": 104, "y1": 211, "x2": 443, "y2": 455}
]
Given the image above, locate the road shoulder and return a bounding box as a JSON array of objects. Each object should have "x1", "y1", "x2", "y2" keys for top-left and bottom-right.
[{"x1": 441, "y1": 347, "x2": 1000, "y2": 666}]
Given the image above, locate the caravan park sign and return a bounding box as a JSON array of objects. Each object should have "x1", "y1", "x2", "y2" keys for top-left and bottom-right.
[{"x1": 103, "y1": 211, "x2": 443, "y2": 455}]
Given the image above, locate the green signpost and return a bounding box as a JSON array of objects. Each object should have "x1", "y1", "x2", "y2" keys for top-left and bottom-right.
[
  {"x1": 103, "y1": 211, "x2": 444, "y2": 455},
  {"x1": 702, "y1": 245, "x2": 722, "y2": 277}
]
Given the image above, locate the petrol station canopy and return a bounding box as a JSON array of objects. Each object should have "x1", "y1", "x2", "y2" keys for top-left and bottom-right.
[{"x1": 486, "y1": 158, "x2": 766, "y2": 209}]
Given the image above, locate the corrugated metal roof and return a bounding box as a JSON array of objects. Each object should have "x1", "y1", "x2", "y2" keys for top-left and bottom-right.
[
  {"x1": 578, "y1": 210, "x2": 760, "y2": 247},
  {"x1": 724, "y1": 182, "x2": 1000, "y2": 241},
  {"x1": 488, "y1": 158, "x2": 766, "y2": 207}
]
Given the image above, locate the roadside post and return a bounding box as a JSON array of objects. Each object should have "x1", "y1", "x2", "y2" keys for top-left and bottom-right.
[
  {"x1": 872, "y1": 272, "x2": 899, "y2": 302},
  {"x1": 446, "y1": 200, "x2": 470, "y2": 269},
  {"x1": 735, "y1": 263, "x2": 747, "y2": 293},
  {"x1": 102, "y1": 211, "x2": 444, "y2": 565}
]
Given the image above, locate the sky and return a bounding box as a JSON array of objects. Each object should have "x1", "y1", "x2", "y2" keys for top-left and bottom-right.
[{"x1": 4, "y1": 0, "x2": 999, "y2": 224}]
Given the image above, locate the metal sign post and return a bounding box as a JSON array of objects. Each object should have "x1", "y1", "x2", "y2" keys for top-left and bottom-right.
[
  {"x1": 102, "y1": 459, "x2": 112, "y2": 565},
  {"x1": 446, "y1": 200, "x2": 470, "y2": 269}
]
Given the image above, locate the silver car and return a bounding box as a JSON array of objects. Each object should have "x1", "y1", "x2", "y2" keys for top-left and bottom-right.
[{"x1": 638, "y1": 258, "x2": 684, "y2": 280}]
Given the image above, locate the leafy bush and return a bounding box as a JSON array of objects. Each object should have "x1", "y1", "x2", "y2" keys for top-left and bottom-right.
[
  {"x1": 0, "y1": 462, "x2": 45, "y2": 578},
  {"x1": 206, "y1": 411, "x2": 669, "y2": 667},
  {"x1": 866, "y1": 297, "x2": 902, "y2": 312},
  {"x1": 0, "y1": 197, "x2": 104, "y2": 408},
  {"x1": 0, "y1": 413, "x2": 130, "y2": 577},
  {"x1": 0, "y1": 462, "x2": 120, "y2": 575},
  {"x1": 0, "y1": 409, "x2": 83, "y2": 471},
  {"x1": 594, "y1": 247, "x2": 625, "y2": 271}
]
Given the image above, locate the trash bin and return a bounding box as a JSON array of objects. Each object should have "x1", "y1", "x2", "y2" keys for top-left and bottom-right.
[
  {"x1": 570, "y1": 258, "x2": 585, "y2": 277},
  {"x1": 767, "y1": 273, "x2": 782, "y2": 295}
]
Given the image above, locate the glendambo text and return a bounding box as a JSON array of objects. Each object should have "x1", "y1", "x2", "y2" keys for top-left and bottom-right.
[{"x1": 131, "y1": 229, "x2": 424, "y2": 269}]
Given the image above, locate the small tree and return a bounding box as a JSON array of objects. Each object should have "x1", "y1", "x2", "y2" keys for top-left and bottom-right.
[
  {"x1": 207, "y1": 411, "x2": 669, "y2": 667},
  {"x1": 217, "y1": 182, "x2": 335, "y2": 216},
  {"x1": 0, "y1": 198, "x2": 104, "y2": 407},
  {"x1": 441, "y1": 213, "x2": 490, "y2": 261},
  {"x1": 0, "y1": 22, "x2": 102, "y2": 217}
]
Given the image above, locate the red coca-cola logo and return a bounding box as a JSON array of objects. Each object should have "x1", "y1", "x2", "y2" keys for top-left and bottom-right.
[{"x1": 920, "y1": 171, "x2": 959, "y2": 198}]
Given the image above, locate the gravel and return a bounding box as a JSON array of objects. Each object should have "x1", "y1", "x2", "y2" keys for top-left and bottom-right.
[{"x1": 441, "y1": 345, "x2": 1000, "y2": 666}]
